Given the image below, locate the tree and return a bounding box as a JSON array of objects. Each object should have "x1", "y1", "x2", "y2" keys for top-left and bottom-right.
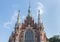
[{"x1": 49, "y1": 35, "x2": 60, "y2": 42}]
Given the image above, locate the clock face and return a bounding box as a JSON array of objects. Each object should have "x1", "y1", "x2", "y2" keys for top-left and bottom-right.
[{"x1": 25, "y1": 30, "x2": 34, "y2": 42}]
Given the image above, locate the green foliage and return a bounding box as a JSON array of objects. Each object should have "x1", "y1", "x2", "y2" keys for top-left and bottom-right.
[{"x1": 49, "y1": 35, "x2": 60, "y2": 42}]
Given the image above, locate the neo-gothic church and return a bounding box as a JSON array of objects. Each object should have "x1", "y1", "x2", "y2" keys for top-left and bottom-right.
[{"x1": 8, "y1": 4, "x2": 48, "y2": 42}]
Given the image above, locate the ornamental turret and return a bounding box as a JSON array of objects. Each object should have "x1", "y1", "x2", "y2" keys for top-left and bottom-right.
[{"x1": 15, "y1": 10, "x2": 20, "y2": 27}]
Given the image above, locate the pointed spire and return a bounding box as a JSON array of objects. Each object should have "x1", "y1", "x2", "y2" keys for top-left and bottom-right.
[
  {"x1": 15, "y1": 10, "x2": 20, "y2": 27},
  {"x1": 17, "y1": 10, "x2": 20, "y2": 24},
  {"x1": 38, "y1": 10, "x2": 40, "y2": 27},
  {"x1": 28, "y1": 2, "x2": 31, "y2": 17}
]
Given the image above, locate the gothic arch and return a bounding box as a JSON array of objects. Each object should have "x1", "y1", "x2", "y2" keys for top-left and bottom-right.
[{"x1": 25, "y1": 29, "x2": 34, "y2": 42}]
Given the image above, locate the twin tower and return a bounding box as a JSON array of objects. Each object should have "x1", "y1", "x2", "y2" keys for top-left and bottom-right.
[{"x1": 8, "y1": 4, "x2": 48, "y2": 42}]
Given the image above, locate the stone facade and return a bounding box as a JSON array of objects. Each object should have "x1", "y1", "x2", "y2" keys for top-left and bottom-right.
[{"x1": 8, "y1": 5, "x2": 48, "y2": 42}]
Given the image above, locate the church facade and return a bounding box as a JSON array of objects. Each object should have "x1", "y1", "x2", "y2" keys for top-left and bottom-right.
[{"x1": 8, "y1": 5, "x2": 48, "y2": 42}]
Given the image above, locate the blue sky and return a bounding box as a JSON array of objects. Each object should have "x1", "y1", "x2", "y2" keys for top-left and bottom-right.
[{"x1": 0, "y1": 0, "x2": 60, "y2": 42}]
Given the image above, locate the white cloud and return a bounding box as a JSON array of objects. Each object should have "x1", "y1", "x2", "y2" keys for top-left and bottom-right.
[
  {"x1": 37, "y1": 2, "x2": 44, "y2": 15},
  {"x1": 3, "y1": 11, "x2": 18, "y2": 29},
  {"x1": 3, "y1": 21, "x2": 11, "y2": 29},
  {"x1": 22, "y1": 16, "x2": 25, "y2": 19},
  {"x1": 20, "y1": 15, "x2": 26, "y2": 23},
  {"x1": 3, "y1": 10, "x2": 26, "y2": 30}
]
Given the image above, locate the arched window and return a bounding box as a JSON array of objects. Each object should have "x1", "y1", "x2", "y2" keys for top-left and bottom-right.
[
  {"x1": 25, "y1": 30, "x2": 34, "y2": 42},
  {"x1": 15, "y1": 36, "x2": 18, "y2": 42}
]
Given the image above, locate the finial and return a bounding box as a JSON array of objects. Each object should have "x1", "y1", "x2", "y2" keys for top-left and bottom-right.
[
  {"x1": 38, "y1": 10, "x2": 40, "y2": 20},
  {"x1": 38, "y1": 10, "x2": 40, "y2": 27},
  {"x1": 17, "y1": 10, "x2": 20, "y2": 24},
  {"x1": 15, "y1": 10, "x2": 20, "y2": 27},
  {"x1": 38, "y1": 10, "x2": 40, "y2": 14},
  {"x1": 28, "y1": 2, "x2": 31, "y2": 17}
]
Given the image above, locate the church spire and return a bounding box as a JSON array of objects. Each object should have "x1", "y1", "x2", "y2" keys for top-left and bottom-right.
[
  {"x1": 15, "y1": 10, "x2": 20, "y2": 27},
  {"x1": 28, "y1": 2, "x2": 31, "y2": 17},
  {"x1": 17, "y1": 10, "x2": 20, "y2": 24},
  {"x1": 38, "y1": 10, "x2": 40, "y2": 27}
]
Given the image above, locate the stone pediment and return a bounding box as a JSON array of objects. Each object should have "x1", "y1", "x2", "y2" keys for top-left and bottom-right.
[{"x1": 21, "y1": 16, "x2": 37, "y2": 29}]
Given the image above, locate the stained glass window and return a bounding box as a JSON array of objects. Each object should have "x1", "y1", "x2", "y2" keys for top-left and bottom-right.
[{"x1": 25, "y1": 30, "x2": 34, "y2": 42}]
